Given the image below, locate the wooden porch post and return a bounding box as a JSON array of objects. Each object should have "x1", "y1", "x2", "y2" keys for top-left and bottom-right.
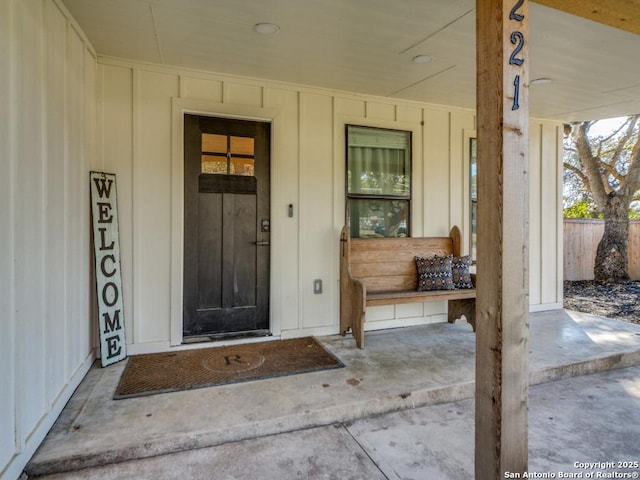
[{"x1": 475, "y1": 0, "x2": 530, "y2": 478}]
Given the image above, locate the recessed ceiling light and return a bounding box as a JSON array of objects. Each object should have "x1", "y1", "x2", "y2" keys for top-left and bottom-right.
[
  {"x1": 254, "y1": 23, "x2": 280, "y2": 35},
  {"x1": 412, "y1": 55, "x2": 434, "y2": 64},
  {"x1": 530, "y1": 78, "x2": 552, "y2": 86}
]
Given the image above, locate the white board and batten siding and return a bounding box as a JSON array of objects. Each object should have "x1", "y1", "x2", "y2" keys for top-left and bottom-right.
[
  {"x1": 0, "y1": 1, "x2": 97, "y2": 479},
  {"x1": 97, "y1": 57, "x2": 564, "y2": 355}
]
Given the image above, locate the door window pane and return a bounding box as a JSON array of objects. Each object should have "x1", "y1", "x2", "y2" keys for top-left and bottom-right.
[
  {"x1": 230, "y1": 136, "x2": 254, "y2": 156},
  {"x1": 202, "y1": 155, "x2": 228, "y2": 174},
  {"x1": 202, "y1": 133, "x2": 227, "y2": 153},
  {"x1": 230, "y1": 157, "x2": 255, "y2": 176}
]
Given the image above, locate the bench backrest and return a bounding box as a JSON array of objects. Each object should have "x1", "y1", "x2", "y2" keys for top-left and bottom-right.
[{"x1": 340, "y1": 225, "x2": 462, "y2": 293}]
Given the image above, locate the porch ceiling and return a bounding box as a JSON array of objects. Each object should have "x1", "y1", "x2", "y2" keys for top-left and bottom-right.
[
  {"x1": 535, "y1": 0, "x2": 640, "y2": 36},
  {"x1": 61, "y1": 0, "x2": 640, "y2": 122}
]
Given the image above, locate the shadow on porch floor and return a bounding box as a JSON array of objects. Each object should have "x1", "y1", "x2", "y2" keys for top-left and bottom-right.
[{"x1": 25, "y1": 309, "x2": 640, "y2": 478}]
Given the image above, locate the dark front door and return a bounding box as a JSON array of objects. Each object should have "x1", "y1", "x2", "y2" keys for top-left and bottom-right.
[{"x1": 183, "y1": 115, "x2": 270, "y2": 340}]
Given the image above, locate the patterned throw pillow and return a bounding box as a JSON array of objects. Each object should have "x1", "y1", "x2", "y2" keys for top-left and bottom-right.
[
  {"x1": 415, "y1": 255, "x2": 455, "y2": 291},
  {"x1": 452, "y1": 255, "x2": 474, "y2": 289}
]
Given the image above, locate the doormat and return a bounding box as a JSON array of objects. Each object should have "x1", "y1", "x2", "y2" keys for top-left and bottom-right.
[{"x1": 114, "y1": 337, "x2": 344, "y2": 399}]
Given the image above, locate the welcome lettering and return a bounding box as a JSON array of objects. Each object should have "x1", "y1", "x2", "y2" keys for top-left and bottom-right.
[{"x1": 90, "y1": 172, "x2": 127, "y2": 366}]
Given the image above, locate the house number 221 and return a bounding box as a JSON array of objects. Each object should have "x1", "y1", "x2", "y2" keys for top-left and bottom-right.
[{"x1": 509, "y1": 0, "x2": 525, "y2": 111}]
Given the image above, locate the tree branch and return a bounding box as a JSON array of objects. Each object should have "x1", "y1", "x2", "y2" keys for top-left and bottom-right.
[
  {"x1": 563, "y1": 162, "x2": 590, "y2": 187},
  {"x1": 599, "y1": 117, "x2": 633, "y2": 143},
  {"x1": 596, "y1": 157, "x2": 625, "y2": 184},
  {"x1": 611, "y1": 115, "x2": 638, "y2": 166},
  {"x1": 571, "y1": 122, "x2": 609, "y2": 209},
  {"x1": 621, "y1": 136, "x2": 640, "y2": 198}
]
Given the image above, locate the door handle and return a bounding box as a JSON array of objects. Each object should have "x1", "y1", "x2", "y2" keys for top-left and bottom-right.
[{"x1": 254, "y1": 241, "x2": 270, "y2": 246}]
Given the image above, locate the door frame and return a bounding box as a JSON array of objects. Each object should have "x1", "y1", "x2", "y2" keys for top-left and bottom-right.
[{"x1": 170, "y1": 98, "x2": 281, "y2": 346}]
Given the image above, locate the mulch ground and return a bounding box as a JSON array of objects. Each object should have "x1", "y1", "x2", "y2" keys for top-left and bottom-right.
[{"x1": 563, "y1": 280, "x2": 640, "y2": 325}]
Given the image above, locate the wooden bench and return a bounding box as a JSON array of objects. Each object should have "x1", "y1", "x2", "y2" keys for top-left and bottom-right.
[{"x1": 339, "y1": 225, "x2": 476, "y2": 348}]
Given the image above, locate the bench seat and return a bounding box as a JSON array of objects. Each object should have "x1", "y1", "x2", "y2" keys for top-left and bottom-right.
[{"x1": 366, "y1": 288, "x2": 476, "y2": 306}]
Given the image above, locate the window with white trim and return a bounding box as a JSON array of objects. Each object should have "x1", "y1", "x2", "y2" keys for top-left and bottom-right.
[
  {"x1": 470, "y1": 137, "x2": 477, "y2": 262},
  {"x1": 345, "y1": 125, "x2": 411, "y2": 238}
]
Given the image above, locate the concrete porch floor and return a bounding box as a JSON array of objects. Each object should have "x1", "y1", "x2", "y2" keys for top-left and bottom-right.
[{"x1": 26, "y1": 310, "x2": 640, "y2": 479}]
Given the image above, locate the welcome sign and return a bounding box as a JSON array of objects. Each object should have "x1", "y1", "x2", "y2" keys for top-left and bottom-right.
[{"x1": 90, "y1": 172, "x2": 126, "y2": 367}]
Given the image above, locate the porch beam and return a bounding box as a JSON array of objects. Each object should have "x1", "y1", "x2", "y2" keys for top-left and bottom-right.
[
  {"x1": 533, "y1": 0, "x2": 640, "y2": 36},
  {"x1": 475, "y1": 0, "x2": 530, "y2": 478}
]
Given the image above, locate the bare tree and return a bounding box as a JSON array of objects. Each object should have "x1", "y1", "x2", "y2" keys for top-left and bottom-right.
[{"x1": 565, "y1": 115, "x2": 640, "y2": 281}]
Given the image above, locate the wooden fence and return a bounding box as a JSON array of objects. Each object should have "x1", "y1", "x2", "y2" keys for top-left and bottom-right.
[{"x1": 563, "y1": 219, "x2": 640, "y2": 281}]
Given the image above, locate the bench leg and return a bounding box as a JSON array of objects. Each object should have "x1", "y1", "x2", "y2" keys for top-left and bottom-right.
[
  {"x1": 340, "y1": 281, "x2": 366, "y2": 348},
  {"x1": 340, "y1": 305, "x2": 350, "y2": 338},
  {"x1": 340, "y1": 314, "x2": 365, "y2": 349},
  {"x1": 448, "y1": 298, "x2": 476, "y2": 332},
  {"x1": 352, "y1": 312, "x2": 365, "y2": 349}
]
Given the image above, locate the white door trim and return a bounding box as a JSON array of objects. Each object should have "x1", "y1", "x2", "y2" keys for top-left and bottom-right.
[{"x1": 170, "y1": 97, "x2": 282, "y2": 346}]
